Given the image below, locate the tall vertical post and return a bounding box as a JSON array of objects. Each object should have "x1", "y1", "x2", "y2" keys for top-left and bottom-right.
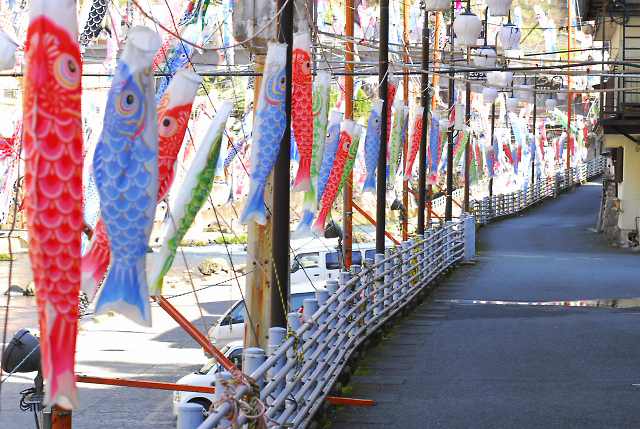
[
  {"x1": 531, "y1": 78, "x2": 537, "y2": 184},
  {"x1": 432, "y1": 12, "x2": 441, "y2": 111},
  {"x1": 463, "y1": 47, "x2": 471, "y2": 213},
  {"x1": 271, "y1": 0, "x2": 293, "y2": 329},
  {"x1": 245, "y1": 55, "x2": 270, "y2": 351},
  {"x1": 377, "y1": 0, "x2": 390, "y2": 254},
  {"x1": 418, "y1": 8, "x2": 430, "y2": 235},
  {"x1": 402, "y1": 0, "x2": 410, "y2": 241},
  {"x1": 566, "y1": 0, "x2": 572, "y2": 176},
  {"x1": 489, "y1": 103, "x2": 495, "y2": 197},
  {"x1": 444, "y1": 2, "x2": 454, "y2": 222},
  {"x1": 344, "y1": 0, "x2": 354, "y2": 268}
]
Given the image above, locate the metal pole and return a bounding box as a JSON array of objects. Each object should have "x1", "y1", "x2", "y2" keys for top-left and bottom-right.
[
  {"x1": 463, "y1": 47, "x2": 471, "y2": 213},
  {"x1": 417, "y1": 8, "x2": 429, "y2": 235},
  {"x1": 567, "y1": 0, "x2": 572, "y2": 177},
  {"x1": 531, "y1": 78, "x2": 537, "y2": 184},
  {"x1": 344, "y1": 0, "x2": 354, "y2": 268},
  {"x1": 489, "y1": 103, "x2": 495, "y2": 197},
  {"x1": 376, "y1": 0, "x2": 389, "y2": 254},
  {"x1": 271, "y1": 0, "x2": 293, "y2": 329},
  {"x1": 402, "y1": 0, "x2": 410, "y2": 241},
  {"x1": 445, "y1": 2, "x2": 454, "y2": 221}
]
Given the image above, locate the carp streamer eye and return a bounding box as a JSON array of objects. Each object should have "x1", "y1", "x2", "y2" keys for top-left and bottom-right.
[
  {"x1": 159, "y1": 116, "x2": 178, "y2": 137},
  {"x1": 116, "y1": 90, "x2": 139, "y2": 116},
  {"x1": 54, "y1": 53, "x2": 80, "y2": 90},
  {"x1": 372, "y1": 118, "x2": 380, "y2": 126},
  {"x1": 303, "y1": 61, "x2": 311, "y2": 74}
]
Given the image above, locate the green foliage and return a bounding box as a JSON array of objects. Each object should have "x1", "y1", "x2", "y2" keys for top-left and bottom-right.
[
  {"x1": 214, "y1": 235, "x2": 248, "y2": 245},
  {"x1": 353, "y1": 89, "x2": 373, "y2": 122},
  {"x1": 328, "y1": 89, "x2": 372, "y2": 123},
  {"x1": 0, "y1": 253, "x2": 15, "y2": 261},
  {"x1": 353, "y1": 365, "x2": 371, "y2": 376}
]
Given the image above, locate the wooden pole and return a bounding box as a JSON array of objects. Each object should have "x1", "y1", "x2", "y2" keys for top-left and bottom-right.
[
  {"x1": 418, "y1": 8, "x2": 430, "y2": 235},
  {"x1": 376, "y1": 0, "x2": 390, "y2": 254},
  {"x1": 271, "y1": 0, "x2": 294, "y2": 330},
  {"x1": 50, "y1": 405, "x2": 72, "y2": 429},
  {"x1": 244, "y1": 55, "x2": 270, "y2": 351},
  {"x1": 402, "y1": 0, "x2": 410, "y2": 241},
  {"x1": 444, "y1": 2, "x2": 454, "y2": 222},
  {"x1": 344, "y1": 0, "x2": 354, "y2": 268}
]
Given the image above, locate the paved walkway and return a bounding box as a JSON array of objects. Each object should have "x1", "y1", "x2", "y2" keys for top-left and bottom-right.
[{"x1": 330, "y1": 178, "x2": 640, "y2": 428}]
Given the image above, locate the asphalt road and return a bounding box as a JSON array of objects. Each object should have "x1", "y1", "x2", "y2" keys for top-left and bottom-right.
[{"x1": 330, "y1": 179, "x2": 640, "y2": 428}]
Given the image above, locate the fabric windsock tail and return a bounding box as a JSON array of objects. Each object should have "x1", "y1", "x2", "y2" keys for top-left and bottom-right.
[
  {"x1": 310, "y1": 206, "x2": 329, "y2": 236},
  {"x1": 94, "y1": 257, "x2": 151, "y2": 327},
  {"x1": 293, "y1": 209, "x2": 315, "y2": 236},
  {"x1": 291, "y1": 156, "x2": 311, "y2": 192},
  {"x1": 363, "y1": 172, "x2": 377, "y2": 193},
  {"x1": 43, "y1": 313, "x2": 80, "y2": 409},
  {"x1": 239, "y1": 178, "x2": 268, "y2": 225}
]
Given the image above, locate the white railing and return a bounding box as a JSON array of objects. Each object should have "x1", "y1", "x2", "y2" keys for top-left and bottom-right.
[
  {"x1": 191, "y1": 157, "x2": 605, "y2": 429},
  {"x1": 195, "y1": 217, "x2": 474, "y2": 429},
  {"x1": 431, "y1": 187, "x2": 464, "y2": 213},
  {"x1": 472, "y1": 157, "x2": 606, "y2": 225}
]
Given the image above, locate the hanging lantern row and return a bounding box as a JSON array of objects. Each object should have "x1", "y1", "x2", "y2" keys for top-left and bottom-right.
[{"x1": 426, "y1": 0, "x2": 515, "y2": 15}]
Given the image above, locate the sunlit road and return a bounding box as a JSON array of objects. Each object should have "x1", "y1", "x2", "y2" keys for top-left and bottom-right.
[
  {"x1": 330, "y1": 178, "x2": 640, "y2": 428},
  {"x1": 1, "y1": 274, "x2": 243, "y2": 429}
]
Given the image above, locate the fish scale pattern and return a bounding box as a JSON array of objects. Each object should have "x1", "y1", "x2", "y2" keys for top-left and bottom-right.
[{"x1": 23, "y1": 14, "x2": 83, "y2": 410}]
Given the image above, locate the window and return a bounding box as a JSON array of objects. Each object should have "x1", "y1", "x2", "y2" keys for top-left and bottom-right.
[
  {"x1": 364, "y1": 249, "x2": 376, "y2": 261},
  {"x1": 3, "y1": 88, "x2": 17, "y2": 99},
  {"x1": 325, "y1": 252, "x2": 341, "y2": 270},
  {"x1": 291, "y1": 252, "x2": 319, "y2": 273},
  {"x1": 229, "y1": 302, "x2": 244, "y2": 324},
  {"x1": 228, "y1": 348, "x2": 243, "y2": 370},
  {"x1": 351, "y1": 251, "x2": 362, "y2": 265},
  {"x1": 221, "y1": 301, "x2": 244, "y2": 326}
]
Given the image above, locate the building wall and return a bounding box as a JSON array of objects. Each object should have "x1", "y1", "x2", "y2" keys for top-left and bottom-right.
[{"x1": 603, "y1": 134, "x2": 640, "y2": 234}]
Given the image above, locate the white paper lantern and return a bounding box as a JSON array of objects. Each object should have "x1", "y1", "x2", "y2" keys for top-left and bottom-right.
[
  {"x1": 499, "y1": 22, "x2": 521, "y2": 51},
  {"x1": 474, "y1": 45, "x2": 497, "y2": 68},
  {"x1": 503, "y1": 72, "x2": 514, "y2": 87},
  {"x1": 0, "y1": 30, "x2": 18, "y2": 71},
  {"x1": 425, "y1": 0, "x2": 451, "y2": 11},
  {"x1": 516, "y1": 84, "x2": 533, "y2": 103},
  {"x1": 431, "y1": 110, "x2": 441, "y2": 121},
  {"x1": 545, "y1": 96, "x2": 557, "y2": 112},
  {"x1": 506, "y1": 95, "x2": 519, "y2": 112},
  {"x1": 453, "y1": 11, "x2": 482, "y2": 47},
  {"x1": 557, "y1": 87, "x2": 567, "y2": 101},
  {"x1": 486, "y1": 71, "x2": 504, "y2": 86},
  {"x1": 483, "y1": 87, "x2": 499, "y2": 103},
  {"x1": 485, "y1": 0, "x2": 514, "y2": 16}
]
